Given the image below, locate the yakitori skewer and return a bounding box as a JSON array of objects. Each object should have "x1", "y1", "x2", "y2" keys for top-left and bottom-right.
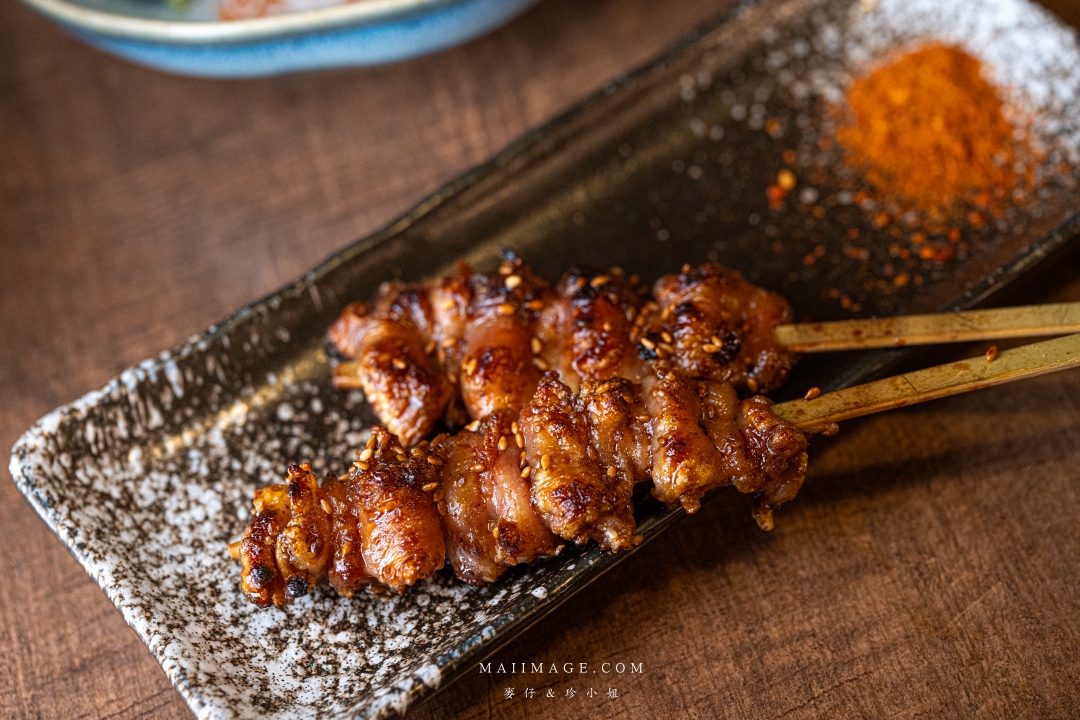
[
  {"x1": 772, "y1": 333, "x2": 1080, "y2": 430},
  {"x1": 233, "y1": 252, "x2": 1080, "y2": 608},
  {"x1": 774, "y1": 302, "x2": 1080, "y2": 353}
]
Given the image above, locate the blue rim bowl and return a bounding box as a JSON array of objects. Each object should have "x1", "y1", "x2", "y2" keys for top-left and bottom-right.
[{"x1": 19, "y1": 0, "x2": 543, "y2": 77}]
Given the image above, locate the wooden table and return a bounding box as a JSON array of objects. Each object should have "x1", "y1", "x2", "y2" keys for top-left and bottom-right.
[{"x1": 2, "y1": 1, "x2": 1079, "y2": 718}]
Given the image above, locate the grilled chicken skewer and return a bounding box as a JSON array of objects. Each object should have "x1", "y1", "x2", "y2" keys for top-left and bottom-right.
[
  {"x1": 329, "y1": 253, "x2": 799, "y2": 445},
  {"x1": 233, "y1": 362, "x2": 807, "y2": 606},
  {"x1": 232, "y1": 256, "x2": 808, "y2": 607},
  {"x1": 238, "y1": 256, "x2": 1080, "y2": 611}
]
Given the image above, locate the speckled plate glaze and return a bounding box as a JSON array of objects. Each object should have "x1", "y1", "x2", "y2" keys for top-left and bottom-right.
[
  {"x1": 10, "y1": 0, "x2": 1080, "y2": 717},
  {"x1": 19, "y1": 0, "x2": 542, "y2": 77}
]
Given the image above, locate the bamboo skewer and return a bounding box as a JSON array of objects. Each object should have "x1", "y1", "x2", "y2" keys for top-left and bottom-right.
[
  {"x1": 771, "y1": 333, "x2": 1080, "y2": 430},
  {"x1": 773, "y1": 302, "x2": 1080, "y2": 353}
]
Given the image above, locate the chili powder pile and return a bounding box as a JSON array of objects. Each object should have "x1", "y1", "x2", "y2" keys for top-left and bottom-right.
[{"x1": 837, "y1": 44, "x2": 1023, "y2": 212}]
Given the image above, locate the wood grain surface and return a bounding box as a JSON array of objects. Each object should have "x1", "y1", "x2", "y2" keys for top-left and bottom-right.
[{"x1": 2, "y1": 1, "x2": 1079, "y2": 718}]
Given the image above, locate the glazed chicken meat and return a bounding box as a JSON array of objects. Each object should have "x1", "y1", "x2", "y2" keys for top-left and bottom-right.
[
  {"x1": 234, "y1": 254, "x2": 810, "y2": 607},
  {"x1": 329, "y1": 254, "x2": 795, "y2": 440}
]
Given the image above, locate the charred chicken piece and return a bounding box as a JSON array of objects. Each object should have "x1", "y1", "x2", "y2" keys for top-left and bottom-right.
[
  {"x1": 429, "y1": 427, "x2": 504, "y2": 584},
  {"x1": 536, "y1": 267, "x2": 650, "y2": 391},
  {"x1": 642, "y1": 364, "x2": 734, "y2": 514},
  {"x1": 637, "y1": 364, "x2": 807, "y2": 517},
  {"x1": 517, "y1": 362, "x2": 808, "y2": 524},
  {"x1": 347, "y1": 428, "x2": 446, "y2": 592},
  {"x1": 737, "y1": 397, "x2": 810, "y2": 532},
  {"x1": 468, "y1": 411, "x2": 562, "y2": 565},
  {"x1": 235, "y1": 463, "x2": 333, "y2": 607},
  {"x1": 520, "y1": 374, "x2": 638, "y2": 551},
  {"x1": 458, "y1": 252, "x2": 551, "y2": 419},
  {"x1": 320, "y1": 473, "x2": 369, "y2": 598},
  {"x1": 578, "y1": 375, "x2": 652, "y2": 521},
  {"x1": 646, "y1": 263, "x2": 798, "y2": 394},
  {"x1": 328, "y1": 263, "x2": 473, "y2": 446},
  {"x1": 432, "y1": 410, "x2": 561, "y2": 583}
]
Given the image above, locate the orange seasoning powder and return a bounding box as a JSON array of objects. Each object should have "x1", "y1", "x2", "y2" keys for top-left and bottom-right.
[{"x1": 837, "y1": 44, "x2": 1022, "y2": 211}]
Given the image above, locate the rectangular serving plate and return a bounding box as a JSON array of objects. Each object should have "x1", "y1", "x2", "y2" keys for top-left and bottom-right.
[{"x1": 10, "y1": 0, "x2": 1080, "y2": 717}]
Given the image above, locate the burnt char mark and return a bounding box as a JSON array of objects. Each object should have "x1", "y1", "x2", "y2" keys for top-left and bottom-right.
[
  {"x1": 389, "y1": 287, "x2": 426, "y2": 320},
  {"x1": 562, "y1": 266, "x2": 645, "y2": 305},
  {"x1": 673, "y1": 300, "x2": 697, "y2": 316},
  {"x1": 470, "y1": 276, "x2": 515, "y2": 305},
  {"x1": 285, "y1": 575, "x2": 310, "y2": 600},
  {"x1": 494, "y1": 520, "x2": 525, "y2": 558},
  {"x1": 248, "y1": 564, "x2": 273, "y2": 589},
  {"x1": 637, "y1": 337, "x2": 660, "y2": 361},
  {"x1": 549, "y1": 481, "x2": 602, "y2": 526},
  {"x1": 659, "y1": 433, "x2": 692, "y2": 466},
  {"x1": 678, "y1": 264, "x2": 713, "y2": 286},
  {"x1": 286, "y1": 468, "x2": 305, "y2": 498},
  {"x1": 711, "y1": 331, "x2": 740, "y2": 364},
  {"x1": 471, "y1": 254, "x2": 551, "y2": 309},
  {"x1": 564, "y1": 269, "x2": 605, "y2": 304}
]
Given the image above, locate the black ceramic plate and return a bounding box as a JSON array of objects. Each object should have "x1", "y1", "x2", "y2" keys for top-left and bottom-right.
[{"x1": 10, "y1": 0, "x2": 1080, "y2": 717}]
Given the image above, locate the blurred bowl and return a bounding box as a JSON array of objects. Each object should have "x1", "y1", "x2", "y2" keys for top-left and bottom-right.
[{"x1": 19, "y1": 0, "x2": 543, "y2": 77}]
